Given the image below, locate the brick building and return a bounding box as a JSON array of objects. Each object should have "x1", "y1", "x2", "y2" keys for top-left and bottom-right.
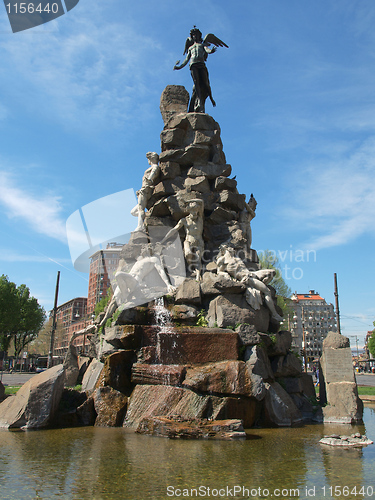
[{"x1": 87, "y1": 243, "x2": 123, "y2": 316}]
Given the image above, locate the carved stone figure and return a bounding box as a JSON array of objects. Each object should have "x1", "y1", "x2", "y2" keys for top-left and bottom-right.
[
  {"x1": 174, "y1": 27, "x2": 228, "y2": 113},
  {"x1": 216, "y1": 245, "x2": 283, "y2": 322},
  {"x1": 100, "y1": 246, "x2": 174, "y2": 326},
  {"x1": 131, "y1": 152, "x2": 160, "y2": 231},
  {"x1": 239, "y1": 194, "x2": 257, "y2": 252},
  {"x1": 162, "y1": 199, "x2": 204, "y2": 280}
]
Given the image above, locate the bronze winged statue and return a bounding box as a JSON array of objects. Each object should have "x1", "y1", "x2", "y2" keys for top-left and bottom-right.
[{"x1": 174, "y1": 26, "x2": 228, "y2": 113}]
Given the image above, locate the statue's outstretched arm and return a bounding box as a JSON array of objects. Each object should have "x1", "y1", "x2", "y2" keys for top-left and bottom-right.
[{"x1": 174, "y1": 52, "x2": 190, "y2": 70}]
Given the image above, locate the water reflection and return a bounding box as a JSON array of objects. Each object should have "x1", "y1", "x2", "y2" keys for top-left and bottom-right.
[{"x1": 0, "y1": 407, "x2": 374, "y2": 500}]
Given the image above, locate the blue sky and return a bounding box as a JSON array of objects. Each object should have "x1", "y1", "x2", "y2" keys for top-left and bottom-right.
[{"x1": 0, "y1": 0, "x2": 374, "y2": 346}]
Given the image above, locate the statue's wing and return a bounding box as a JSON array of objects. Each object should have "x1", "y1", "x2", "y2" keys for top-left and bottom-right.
[
  {"x1": 203, "y1": 33, "x2": 229, "y2": 48},
  {"x1": 183, "y1": 37, "x2": 194, "y2": 55}
]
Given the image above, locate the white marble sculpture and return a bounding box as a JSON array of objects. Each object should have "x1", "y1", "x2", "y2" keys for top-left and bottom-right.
[
  {"x1": 216, "y1": 244, "x2": 283, "y2": 322},
  {"x1": 131, "y1": 152, "x2": 160, "y2": 231},
  {"x1": 239, "y1": 194, "x2": 257, "y2": 252},
  {"x1": 100, "y1": 246, "x2": 174, "y2": 326},
  {"x1": 162, "y1": 199, "x2": 204, "y2": 280}
]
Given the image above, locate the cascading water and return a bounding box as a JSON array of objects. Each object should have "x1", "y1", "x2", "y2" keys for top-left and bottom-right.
[
  {"x1": 153, "y1": 297, "x2": 175, "y2": 368},
  {"x1": 153, "y1": 297, "x2": 173, "y2": 331}
]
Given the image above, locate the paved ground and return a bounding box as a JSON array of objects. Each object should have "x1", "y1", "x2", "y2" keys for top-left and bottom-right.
[
  {"x1": 355, "y1": 373, "x2": 375, "y2": 387},
  {"x1": 0, "y1": 372, "x2": 37, "y2": 386}
]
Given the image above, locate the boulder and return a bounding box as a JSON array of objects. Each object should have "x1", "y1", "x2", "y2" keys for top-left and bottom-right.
[
  {"x1": 247, "y1": 373, "x2": 266, "y2": 401},
  {"x1": 132, "y1": 364, "x2": 186, "y2": 386},
  {"x1": 279, "y1": 377, "x2": 303, "y2": 394},
  {"x1": 271, "y1": 353, "x2": 302, "y2": 378},
  {"x1": 97, "y1": 350, "x2": 136, "y2": 395},
  {"x1": 124, "y1": 384, "x2": 257, "y2": 429},
  {"x1": 244, "y1": 345, "x2": 274, "y2": 382},
  {"x1": 159, "y1": 161, "x2": 181, "y2": 180},
  {"x1": 300, "y1": 373, "x2": 316, "y2": 399},
  {"x1": 0, "y1": 380, "x2": 5, "y2": 401},
  {"x1": 156, "y1": 328, "x2": 239, "y2": 365},
  {"x1": 104, "y1": 325, "x2": 142, "y2": 350},
  {"x1": 207, "y1": 294, "x2": 270, "y2": 332},
  {"x1": 63, "y1": 343, "x2": 80, "y2": 387},
  {"x1": 81, "y1": 359, "x2": 104, "y2": 395},
  {"x1": 0, "y1": 364, "x2": 65, "y2": 429},
  {"x1": 160, "y1": 85, "x2": 189, "y2": 125},
  {"x1": 263, "y1": 382, "x2": 303, "y2": 427},
  {"x1": 323, "y1": 331, "x2": 350, "y2": 349},
  {"x1": 235, "y1": 323, "x2": 259, "y2": 347},
  {"x1": 175, "y1": 278, "x2": 201, "y2": 305},
  {"x1": 93, "y1": 386, "x2": 128, "y2": 427},
  {"x1": 170, "y1": 304, "x2": 199, "y2": 323},
  {"x1": 76, "y1": 396, "x2": 97, "y2": 426},
  {"x1": 267, "y1": 331, "x2": 292, "y2": 357},
  {"x1": 201, "y1": 272, "x2": 246, "y2": 296},
  {"x1": 208, "y1": 206, "x2": 237, "y2": 224},
  {"x1": 323, "y1": 381, "x2": 363, "y2": 424},
  {"x1": 320, "y1": 345, "x2": 355, "y2": 384},
  {"x1": 187, "y1": 163, "x2": 231, "y2": 180},
  {"x1": 182, "y1": 361, "x2": 252, "y2": 397},
  {"x1": 137, "y1": 417, "x2": 246, "y2": 440}
]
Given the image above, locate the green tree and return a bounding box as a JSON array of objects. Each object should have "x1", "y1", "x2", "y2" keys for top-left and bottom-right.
[
  {"x1": 258, "y1": 249, "x2": 293, "y2": 326},
  {"x1": 0, "y1": 275, "x2": 46, "y2": 358},
  {"x1": 12, "y1": 285, "x2": 46, "y2": 359},
  {"x1": 0, "y1": 275, "x2": 19, "y2": 352},
  {"x1": 368, "y1": 321, "x2": 375, "y2": 358},
  {"x1": 94, "y1": 287, "x2": 113, "y2": 318}
]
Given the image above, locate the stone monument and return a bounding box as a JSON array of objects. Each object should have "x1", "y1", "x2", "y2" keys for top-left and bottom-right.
[{"x1": 320, "y1": 332, "x2": 363, "y2": 424}]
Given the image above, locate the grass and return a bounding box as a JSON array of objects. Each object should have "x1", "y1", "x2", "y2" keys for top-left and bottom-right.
[
  {"x1": 357, "y1": 386, "x2": 375, "y2": 396},
  {"x1": 4, "y1": 386, "x2": 20, "y2": 395}
]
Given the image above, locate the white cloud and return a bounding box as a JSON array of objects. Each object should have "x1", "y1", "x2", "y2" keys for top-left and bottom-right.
[
  {"x1": 0, "y1": 3, "x2": 164, "y2": 132},
  {"x1": 0, "y1": 171, "x2": 67, "y2": 242},
  {"x1": 282, "y1": 137, "x2": 375, "y2": 250},
  {"x1": 0, "y1": 251, "x2": 71, "y2": 263}
]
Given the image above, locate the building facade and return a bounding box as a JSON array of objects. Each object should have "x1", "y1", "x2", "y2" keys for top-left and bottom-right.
[
  {"x1": 290, "y1": 290, "x2": 336, "y2": 365},
  {"x1": 87, "y1": 243, "x2": 123, "y2": 316},
  {"x1": 54, "y1": 297, "x2": 88, "y2": 356}
]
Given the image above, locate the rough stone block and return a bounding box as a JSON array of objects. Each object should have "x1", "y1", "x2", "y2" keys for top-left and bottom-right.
[
  {"x1": 104, "y1": 325, "x2": 142, "y2": 350},
  {"x1": 263, "y1": 382, "x2": 302, "y2": 427},
  {"x1": 280, "y1": 377, "x2": 303, "y2": 394},
  {"x1": 219, "y1": 190, "x2": 246, "y2": 211},
  {"x1": 136, "y1": 416, "x2": 246, "y2": 440},
  {"x1": 175, "y1": 278, "x2": 201, "y2": 305},
  {"x1": 271, "y1": 353, "x2": 302, "y2": 378},
  {"x1": 214, "y1": 176, "x2": 237, "y2": 191},
  {"x1": 81, "y1": 359, "x2": 104, "y2": 395},
  {"x1": 207, "y1": 294, "x2": 270, "y2": 333},
  {"x1": 267, "y1": 331, "x2": 292, "y2": 357},
  {"x1": 93, "y1": 386, "x2": 128, "y2": 427},
  {"x1": 0, "y1": 364, "x2": 65, "y2": 429},
  {"x1": 323, "y1": 381, "x2": 363, "y2": 424},
  {"x1": 300, "y1": 372, "x2": 316, "y2": 399},
  {"x1": 170, "y1": 304, "x2": 199, "y2": 323},
  {"x1": 187, "y1": 163, "x2": 231, "y2": 179},
  {"x1": 245, "y1": 345, "x2": 274, "y2": 382},
  {"x1": 157, "y1": 328, "x2": 239, "y2": 365},
  {"x1": 184, "y1": 176, "x2": 210, "y2": 193},
  {"x1": 63, "y1": 343, "x2": 79, "y2": 387},
  {"x1": 208, "y1": 206, "x2": 237, "y2": 224},
  {"x1": 131, "y1": 364, "x2": 186, "y2": 386},
  {"x1": 320, "y1": 347, "x2": 355, "y2": 384},
  {"x1": 159, "y1": 161, "x2": 181, "y2": 180},
  {"x1": 182, "y1": 361, "x2": 252, "y2": 397},
  {"x1": 160, "y1": 85, "x2": 189, "y2": 125},
  {"x1": 97, "y1": 350, "x2": 136, "y2": 395},
  {"x1": 201, "y1": 272, "x2": 246, "y2": 296}
]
